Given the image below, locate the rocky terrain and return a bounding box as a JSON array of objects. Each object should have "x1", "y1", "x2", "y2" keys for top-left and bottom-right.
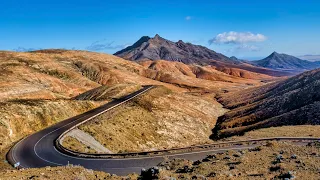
[
  {"x1": 0, "y1": 165, "x2": 134, "y2": 180},
  {"x1": 139, "y1": 141, "x2": 320, "y2": 179},
  {"x1": 251, "y1": 52, "x2": 320, "y2": 72},
  {"x1": 213, "y1": 68, "x2": 320, "y2": 139}
]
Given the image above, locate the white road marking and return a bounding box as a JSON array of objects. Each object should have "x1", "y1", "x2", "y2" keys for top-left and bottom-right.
[{"x1": 11, "y1": 137, "x2": 27, "y2": 168}]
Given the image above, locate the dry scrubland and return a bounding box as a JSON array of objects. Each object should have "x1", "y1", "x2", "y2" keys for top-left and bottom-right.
[
  {"x1": 1, "y1": 50, "x2": 317, "y2": 178},
  {"x1": 0, "y1": 165, "x2": 136, "y2": 180},
  {"x1": 140, "y1": 142, "x2": 320, "y2": 179},
  {"x1": 72, "y1": 86, "x2": 228, "y2": 153}
]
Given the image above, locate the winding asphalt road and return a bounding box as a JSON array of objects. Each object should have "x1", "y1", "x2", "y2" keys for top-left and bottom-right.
[{"x1": 6, "y1": 85, "x2": 320, "y2": 175}]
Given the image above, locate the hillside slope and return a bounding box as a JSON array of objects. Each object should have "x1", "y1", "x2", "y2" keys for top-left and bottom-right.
[
  {"x1": 0, "y1": 49, "x2": 189, "y2": 100},
  {"x1": 212, "y1": 68, "x2": 320, "y2": 138},
  {"x1": 73, "y1": 86, "x2": 228, "y2": 152},
  {"x1": 139, "y1": 60, "x2": 274, "y2": 82}
]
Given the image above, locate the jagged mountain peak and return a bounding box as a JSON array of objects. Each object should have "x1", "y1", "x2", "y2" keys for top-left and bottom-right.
[
  {"x1": 266, "y1": 52, "x2": 287, "y2": 60},
  {"x1": 114, "y1": 35, "x2": 233, "y2": 65},
  {"x1": 154, "y1": 34, "x2": 161, "y2": 39},
  {"x1": 269, "y1": 51, "x2": 279, "y2": 57}
]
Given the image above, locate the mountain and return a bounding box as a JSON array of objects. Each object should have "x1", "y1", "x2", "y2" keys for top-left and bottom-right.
[
  {"x1": 115, "y1": 35, "x2": 294, "y2": 77},
  {"x1": 251, "y1": 52, "x2": 320, "y2": 71},
  {"x1": 212, "y1": 68, "x2": 320, "y2": 139},
  {"x1": 114, "y1": 34, "x2": 234, "y2": 65}
]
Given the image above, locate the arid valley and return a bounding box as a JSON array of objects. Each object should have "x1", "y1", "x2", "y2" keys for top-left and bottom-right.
[
  {"x1": 0, "y1": 34, "x2": 319, "y2": 179},
  {"x1": 1, "y1": 1, "x2": 320, "y2": 179}
]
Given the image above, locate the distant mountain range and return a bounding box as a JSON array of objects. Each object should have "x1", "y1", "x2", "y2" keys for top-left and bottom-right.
[
  {"x1": 250, "y1": 52, "x2": 320, "y2": 72},
  {"x1": 114, "y1": 34, "x2": 234, "y2": 65},
  {"x1": 115, "y1": 35, "x2": 294, "y2": 77}
]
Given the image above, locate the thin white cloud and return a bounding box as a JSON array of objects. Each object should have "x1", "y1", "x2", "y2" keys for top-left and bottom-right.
[
  {"x1": 185, "y1": 16, "x2": 192, "y2": 21},
  {"x1": 209, "y1": 31, "x2": 267, "y2": 45}
]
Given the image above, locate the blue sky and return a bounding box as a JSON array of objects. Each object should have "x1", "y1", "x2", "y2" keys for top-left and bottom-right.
[{"x1": 1, "y1": 0, "x2": 320, "y2": 59}]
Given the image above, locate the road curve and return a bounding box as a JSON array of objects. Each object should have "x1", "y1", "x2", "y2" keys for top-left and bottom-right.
[{"x1": 6, "y1": 85, "x2": 320, "y2": 176}]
